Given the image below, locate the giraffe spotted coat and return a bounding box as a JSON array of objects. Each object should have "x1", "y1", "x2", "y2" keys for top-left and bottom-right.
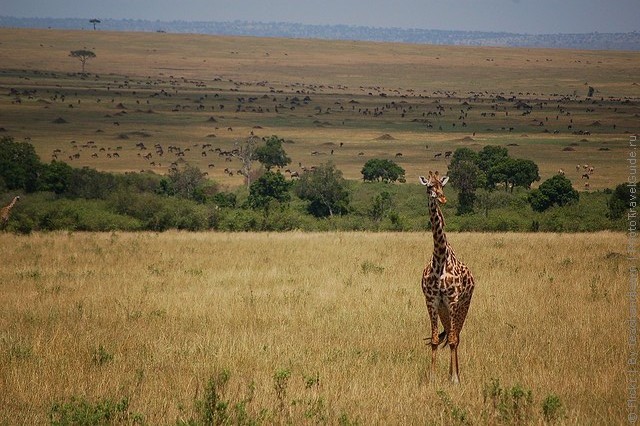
[{"x1": 419, "y1": 172, "x2": 475, "y2": 384}]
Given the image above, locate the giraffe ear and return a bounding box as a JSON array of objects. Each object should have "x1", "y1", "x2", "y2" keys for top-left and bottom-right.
[
  {"x1": 419, "y1": 176, "x2": 429, "y2": 186},
  {"x1": 440, "y1": 176, "x2": 450, "y2": 187}
]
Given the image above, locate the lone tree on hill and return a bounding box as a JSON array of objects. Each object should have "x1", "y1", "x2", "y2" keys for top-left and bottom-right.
[
  {"x1": 89, "y1": 19, "x2": 101, "y2": 30},
  {"x1": 69, "y1": 49, "x2": 96, "y2": 74}
]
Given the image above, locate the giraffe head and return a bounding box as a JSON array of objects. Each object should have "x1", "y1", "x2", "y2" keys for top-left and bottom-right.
[{"x1": 419, "y1": 171, "x2": 449, "y2": 204}]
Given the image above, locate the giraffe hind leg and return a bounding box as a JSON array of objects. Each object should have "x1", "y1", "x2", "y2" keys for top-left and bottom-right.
[
  {"x1": 437, "y1": 304, "x2": 451, "y2": 348},
  {"x1": 449, "y1": 343, "x2": 460, "y2": 384},
  {"x1": 427, "y1": 330, "x2": 448, "y2": 347}
]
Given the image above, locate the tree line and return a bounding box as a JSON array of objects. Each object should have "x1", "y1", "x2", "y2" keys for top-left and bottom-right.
[{"x1": 0, "y1": 136, "x2": 629, "y2": 233}]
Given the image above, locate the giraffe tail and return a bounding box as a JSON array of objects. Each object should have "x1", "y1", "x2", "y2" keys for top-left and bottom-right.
[
  {"x1": 437, "y1": 330, "x2": 448, "y2": 348},
  {"x1": 425, "y1": 330, "x2": 449, "y2": 348}
]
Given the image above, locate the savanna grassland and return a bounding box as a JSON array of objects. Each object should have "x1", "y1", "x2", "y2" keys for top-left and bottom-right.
[
  {"x1": 0, "y1": 28, "x2": 638, "y2": 189},
  {"x1": 0, "y1": 231, "x2": 628, "y2": 424},
  {"x1": 0, "y1": 27, "x2": 636, "y2": 425}
]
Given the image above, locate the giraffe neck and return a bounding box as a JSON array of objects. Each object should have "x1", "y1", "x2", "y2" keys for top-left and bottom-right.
[
  {"x1": 429, "y1": 197, "x2": 449, "y2": 259},
  {"x1": 8, "y1": 197, "x2": 18, "y2": 210},
  {"x1": 2, "y1": 197, "x2": 19, "y2": 221}
]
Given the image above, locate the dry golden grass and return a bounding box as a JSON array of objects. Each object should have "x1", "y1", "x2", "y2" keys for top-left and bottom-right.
[{"x1": 0, "y1": 231, "x2": 628, "y2": 424}]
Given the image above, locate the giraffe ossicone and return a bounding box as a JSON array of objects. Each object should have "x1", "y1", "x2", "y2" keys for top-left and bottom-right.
[{"x1": 419, "y1": 171, "x2": 475, "y2": 384}]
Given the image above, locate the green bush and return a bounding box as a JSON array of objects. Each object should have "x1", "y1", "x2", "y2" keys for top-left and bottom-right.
[
  {"x1": 361, "y1": 158, "x2": 405, "y2": 183},
  {"x1": 216, "y1": 208, "x2": 262, "y2": 231},
  {"x1": 0, "y1": 136, "x2": 41, "y2": 192},
  {"x1": 542, "y1": 393, "x2": 564, "y2": 422},
  {"x1": 483, "y1": 378, "x2": 533, "y2": 424},
  {"x1": 528, "y1": 174, "x2": 579, "y2": 212},
  {"x1": 607, "y1": 182, "x2": 632, "y2": 220},
  {"x1": 50, "y1": 396, "x2": 141, "y2": 425}
]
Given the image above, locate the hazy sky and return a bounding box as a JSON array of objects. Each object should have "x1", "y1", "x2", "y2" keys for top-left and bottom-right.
[{"x1": 2, "y1": 0, "x2": 639, "y2": 34}]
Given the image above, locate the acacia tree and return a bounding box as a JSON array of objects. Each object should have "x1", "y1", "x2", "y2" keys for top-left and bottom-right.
[
  {"x1": 487, "y1": 158, "x2": 540, "y2": 192},
  {"x1": 247, "y1": 171, "x2": 291, "y2": 210},
  {"x1": 449, "y1": 160, "x2": 482, "y2": 215},
  {"x1": 0, "y1": 136, "x2": 42, "y2": 192},
  {"x1": 476, "y1": 145, "x2": 509, "y2": 176},
  {"x1": 528, "y1": 174, "x2": 579, "y2": 212},
  {"x1": 295, "y1": 162, "x2": 349, "y2": 217},
  {"x1": 162, "y1": 164, "x2": 209, "y2": 202},
  {"x1": 254, "y1": 135, "x2": 291, "y2": 170},
  {"x1": 89, "y1": 19, "x2": 101, "y2": 30},
  {"x1": 361, "y1": 158, "x2": 405, "y2": 183},
  {"x1": 69, "y1": 49, "x2": 96, "y2": 74},
  {"x1": 447, "y1": 148, "x2": 483, "y2": 214}
]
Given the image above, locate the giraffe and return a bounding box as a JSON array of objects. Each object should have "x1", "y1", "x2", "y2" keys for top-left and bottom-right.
[
  {"x1": 1, "y1": 196, "x2": 20, "y2": 229},
  {"x1": 419, "y1": 171, "x2": 475, "y2": 384}
]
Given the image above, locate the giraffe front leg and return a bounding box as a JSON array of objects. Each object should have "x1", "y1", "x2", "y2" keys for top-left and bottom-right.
[
  {"x1": 449, "y1": 342, "x2": 460, "y2": 384},
  {"x1": 447, "y1": 321, "x2": 460, "y2": 384},
  {"x1": 426, "y1": 302, "x2": 440, "y2": 383},
  {"x1": 430, "y1": 332, "x2": 439, "y2": 384}
]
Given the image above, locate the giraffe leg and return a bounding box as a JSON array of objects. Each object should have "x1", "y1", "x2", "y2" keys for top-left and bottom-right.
[
  {"x1": 450, "y1": 288, "x2": 474, "y2": 384},
  {"x1": 438, "y1": 305, "x2": 451, "y2": 347},
  {"x1": 448, "y1": 306, "x2": 466, "y2": 384},
  {"x1": 430, "y1": 342, "x2": 438, "y2": 383},
  {"x1": 449, "y1": 335, "x2": 460, "y2": 384},
  {"x1": 426, "y1": 300, "x2": 440, "y2": 383}
]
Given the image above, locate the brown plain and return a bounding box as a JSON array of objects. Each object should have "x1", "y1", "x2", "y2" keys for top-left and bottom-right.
[{"x1": 0, "y1": 28, "x2": 638, "y2": 189}]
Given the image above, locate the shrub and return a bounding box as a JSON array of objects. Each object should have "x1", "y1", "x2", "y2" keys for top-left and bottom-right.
[
  {"x1": 483, "y1": 378, "x2": 533, "y2": 424},
  {"x1": 247, "y1": 171, "x2": 291, "y2": 209},
  {"x1": 50, "y1": 396, "x2": 140, "y2": 425},
  {"x1": 39, "y1": 161, "x2": 74, "y2": 194},
  {"x1": 528, "y1": 174, "x2": 578, "y2": 212},
  {"x1": 607, "y1": 182, "x2": 632, "y2": 220},
  {"x1": 216, "y1": 208, "x2": 262, "y2": 231},
  {"x1": 361, "y1": 158, "x2": 405, "y2": 183},
  {"x1": 295, "y1": 162, "x2": 350, "y2": 217},
  {"x1": 162, "y1": 163, "x2": 212, "y2": 202},
  {"x1": 64, "y1": 167, "x2": 119, "y2": 200},
  {"x1": 542, "y1": 393, "x2": 564, "y2": 422},
  {"x1": 0, "y1": 136, "x2": 42, "y2": 192},
  {"x1": 212, "y1": 191, "x2": 237, "y2": 208},
  {"x1": 194, "y1": 370, "x2": 231, "y2": 426}
]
